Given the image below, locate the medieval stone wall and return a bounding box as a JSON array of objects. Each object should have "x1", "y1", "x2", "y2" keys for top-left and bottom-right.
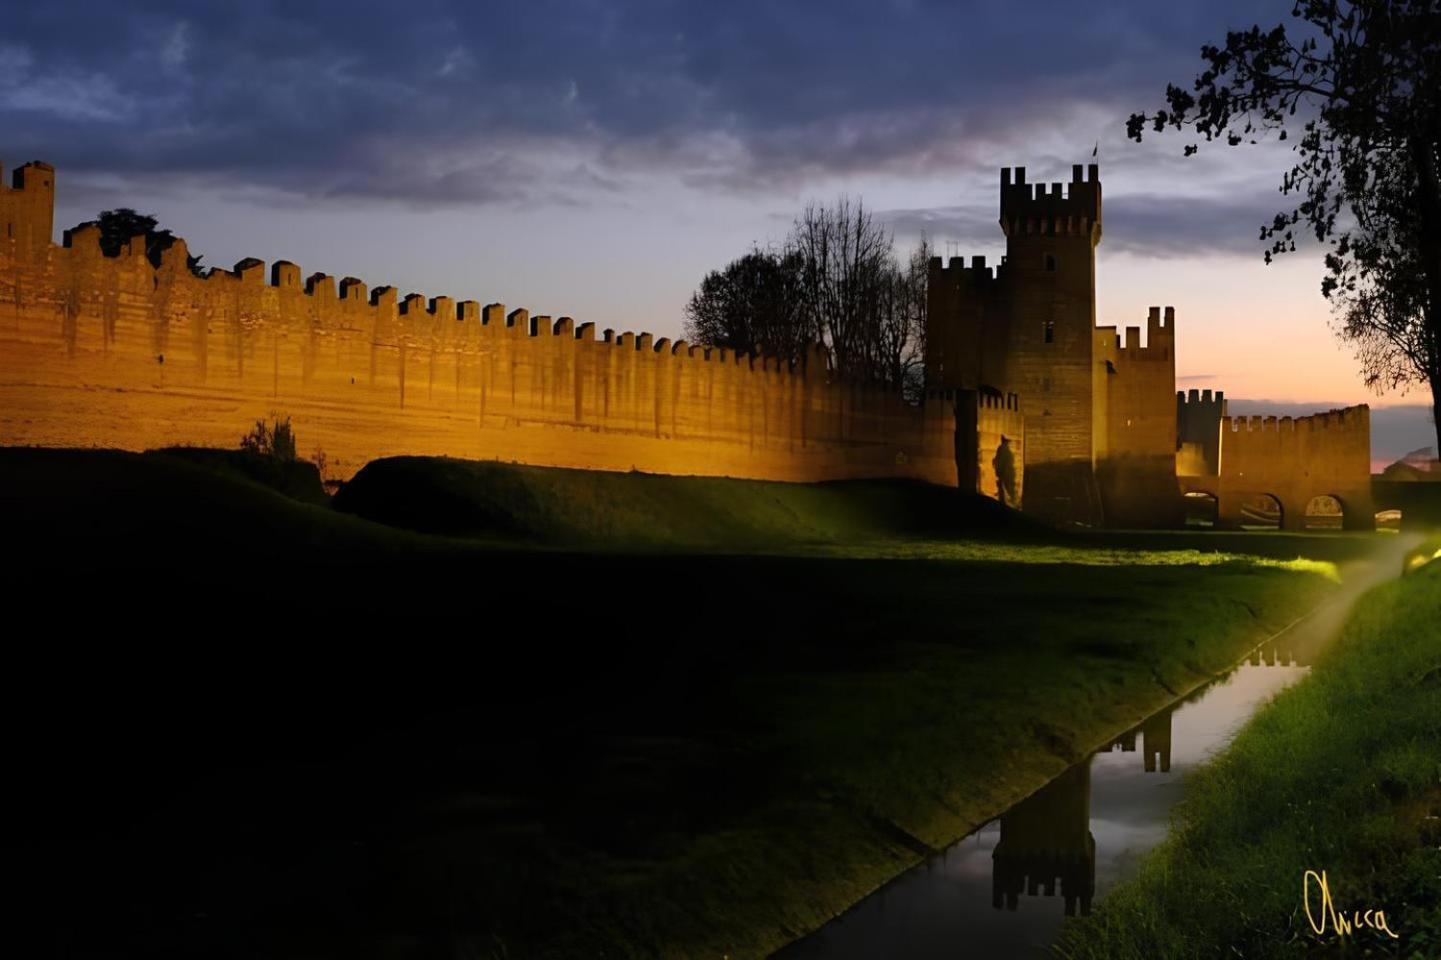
[
  {"x1": 1179, "y1": 406, "x2": 1374, "y2": 530},
  {"x1": 0, "y1": 162, "x2": 957, "y2": 486},
  {"x1": 1095, "y1": 307, "x2": 1181, "y2": 527}
]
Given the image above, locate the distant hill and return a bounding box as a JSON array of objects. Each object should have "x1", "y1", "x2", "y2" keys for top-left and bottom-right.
[{"x1": 1379, "y1": 447, "x2": 1440, "y2": 482}]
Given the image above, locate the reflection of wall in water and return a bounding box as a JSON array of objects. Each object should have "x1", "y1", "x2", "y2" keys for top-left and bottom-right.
[
  {"x1": 991, "y1": 762, "x2": 1095, "y2": 917},
  {"x1": 1103, "y1": 703, "x2": 1174, "y2": 773},
  {"x1": 1248, "y1": 641, "x2": 1311, "y2": 668}
]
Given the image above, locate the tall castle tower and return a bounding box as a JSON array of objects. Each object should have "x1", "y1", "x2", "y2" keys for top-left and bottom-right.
[
  {"x1": 998, "y1": 164, "x2": 1103, "y2": 521},
  {"x1": 927, "y1": 163, "x2": 1180, "y2": 525},
  {"x1": 927, "y1": 163, "x2": 1107, "y2": 523}
]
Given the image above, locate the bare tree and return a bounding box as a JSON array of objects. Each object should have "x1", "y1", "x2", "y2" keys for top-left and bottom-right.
[
  {"x1": 790, "y1": 197, "x2": 895, "y2": 382},
  {"x1": 886, "y1": 234, "x2": 931, "y2": 402},
  {"x1": 684, "y1": 204, "x2": 932, "y2": 399}
]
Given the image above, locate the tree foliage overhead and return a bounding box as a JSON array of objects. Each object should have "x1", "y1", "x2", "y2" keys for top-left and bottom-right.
[
  {"x1": 1128, "y1": 0, "x2": 1441, "y2": 449},
  {"x1": 683, "y1": 199, "x2": 929, "y2": 401}
]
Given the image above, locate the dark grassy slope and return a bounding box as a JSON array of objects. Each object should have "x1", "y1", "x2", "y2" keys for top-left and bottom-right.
[
  {"x1": 334, "y1": 454, "x2": 1384, "y2": 565},
  {"x1": 155, "y1": 445, "x2": 331, "y2": 505},
  {"x1": 1055, "y1": 560, "x2": 1441, "y2": 960},
  {"x1": 1, "y1": 448, "x2": 1368, "y2": 959},
  {"x1": 333, "y1": 454, "x2": 1047, "y2": 548}
]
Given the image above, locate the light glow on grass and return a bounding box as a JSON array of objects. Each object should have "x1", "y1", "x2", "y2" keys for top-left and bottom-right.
[{"x1": 786, "y1": 540, "x2": 1344, "y2": 580}]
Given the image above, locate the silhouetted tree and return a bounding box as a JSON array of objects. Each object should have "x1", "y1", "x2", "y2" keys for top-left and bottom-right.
[
  {"x1": 685, "y1": 206, "x2": 929, "y2": 397},
  {"x1": 790, "y1": 196, "x2": 895, "y2": 382},
  {"x1": 83, "y1": 208, "x2": 206, "y2": 275},
  {"x1": 240, "y1": 415, "x2": 297, "y2": 461},
  {"x1": 683, "y1": 247, "x2": 811, "y2": 364},
  {"x1": 864, "y1": 232, "x2": 932, "y2": 402},
  {"x1": 1128, "y1": 0, "x2": 1441, "y2": 450}
]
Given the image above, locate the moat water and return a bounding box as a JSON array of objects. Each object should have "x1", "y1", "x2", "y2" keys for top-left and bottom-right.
[{"x1": 776, "y1": 542, "x2": 1414, "y2": 960}]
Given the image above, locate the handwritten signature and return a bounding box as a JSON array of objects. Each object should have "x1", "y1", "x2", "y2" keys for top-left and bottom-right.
[{"x1": 1303, "y1": 869, "x2": 1399, "y2": 940}]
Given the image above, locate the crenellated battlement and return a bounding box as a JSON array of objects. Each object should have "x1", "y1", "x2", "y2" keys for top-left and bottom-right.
[
  {"x1": 46, "y1": 219, "x2": 861, "y2": 378},
  {"x1": 1176, "y1": 388, "x2": 1226, "y2": 409},
  {"x1": 999, "y1": 163, "x2": 1101, "y2": 240},
  {"x1": 0, "y1": 160, "x2": 55, "y2": 199},
  {"x1": 1220, "y1": 404, "x2": 1370, "y2": 436},
  {"x1": 1097, "y1": 307, "x2": 1175, "y2": 359},
  {"x1": 928, "y1": 253, "x2": 1002, "y2": 284},
  {"x1": 979, "y1": 390, "x2": 1020, "y2": 411}
]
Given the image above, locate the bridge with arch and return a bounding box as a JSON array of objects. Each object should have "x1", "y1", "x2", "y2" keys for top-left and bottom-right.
[{"x1": 1177, "y1": 406, "x2": 1374, "y2": 532}]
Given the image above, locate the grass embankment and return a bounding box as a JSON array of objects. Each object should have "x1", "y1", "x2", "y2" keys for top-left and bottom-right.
[
  {"x1": 1, "y1": 448, "x2": 1377, "y2": 959},
  {"x1": 1056, "y1": 559, "x2": 1441, "y2": 960},
  {"x1": 332, "y1": 454, "x2": 1046, "y2": 548}
]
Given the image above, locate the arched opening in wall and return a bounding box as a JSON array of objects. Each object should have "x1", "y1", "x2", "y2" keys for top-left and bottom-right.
[
  {"x1": 1304, "y1": 495, "x2": 1345, "y2": 531},
  {"x1": 1183, "y1": 492, "x2": 1218, "y2": 528},
  {"x1": 1376, "y1": 508, "x2": 1403, "y2": 533},
  {"x1": 1238, "y1": 493, "x2": 1283, "y2": 530}
]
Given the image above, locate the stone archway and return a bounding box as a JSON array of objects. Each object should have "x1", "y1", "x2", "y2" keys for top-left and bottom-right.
[
  {"x1": 1182, "y1": 491, "x2": 1218, "y2": 528},
  {"x1": 1237, "y1": 493, "x2": 1284, "y2": 531},
  {"x1": 1303, "y1": 494, "x2": 1345, "y2": 531}
]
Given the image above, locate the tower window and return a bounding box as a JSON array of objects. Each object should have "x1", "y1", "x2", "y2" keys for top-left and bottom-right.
[
  {"x1": 1043, "y1": 320, "x2": 1055, "y2": 344},
  {"x1": 1044, "y1": 253, "x2": 1057, "y2": 272}
]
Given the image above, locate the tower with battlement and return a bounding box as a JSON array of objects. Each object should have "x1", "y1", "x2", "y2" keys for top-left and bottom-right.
[
  {"x1": 1176, "y1": 388, "x2": 1227, "y2": 476},
  {"x1": 0, "y1": 161, "x2": 55, "y2": 260},
  {"x1": 927, "y1": 163, "x2": 1178, "y2": 525}
]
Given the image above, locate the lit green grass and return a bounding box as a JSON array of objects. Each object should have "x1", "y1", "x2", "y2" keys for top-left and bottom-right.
[{"x1": 1055, "y1": 562, "x2": 1441, "y2": 960}]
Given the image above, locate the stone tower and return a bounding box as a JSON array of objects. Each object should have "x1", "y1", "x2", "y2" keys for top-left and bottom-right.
[
  {"x1": 0, "y1": 161, "x2": 56, "y2": 259},
  {"x1": 998, "y1": 164, "x2": 1103, "y2": 522},
  {"x1": 926, "y1": 163, "x2": 1183, "y2": 526},
  {"x1": 926, "y1": 163, "x2": 1107, "y2": 523}
]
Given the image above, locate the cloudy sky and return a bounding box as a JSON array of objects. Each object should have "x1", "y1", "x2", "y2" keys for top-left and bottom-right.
[{"x1": 2, "y1": 0, "x2": 1432, "y2": 459}]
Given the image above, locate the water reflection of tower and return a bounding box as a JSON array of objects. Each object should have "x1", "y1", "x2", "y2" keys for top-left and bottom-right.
[
  {"x1": 1141, "y1": 705, "x2": 1173, "y2": 773},
  {"x1": 991, "y1": 763, "x2": 1096, "y2": 916},
  {"x1": 1104, "y1": 703, "x2": 1175, "y2": 773}
]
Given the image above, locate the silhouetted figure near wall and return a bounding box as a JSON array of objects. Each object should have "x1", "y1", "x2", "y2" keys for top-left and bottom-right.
[{"x1": 993, "y1": 436, "x2": 1017, "y2": 507}]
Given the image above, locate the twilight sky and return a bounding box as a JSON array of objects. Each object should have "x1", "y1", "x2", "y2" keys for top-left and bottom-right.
[{"x1": 1, "y1": 0, "x2": 1433, "y2": 460}]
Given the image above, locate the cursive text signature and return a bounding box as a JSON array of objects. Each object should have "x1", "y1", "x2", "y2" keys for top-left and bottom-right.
[{"x1": 1303, "y1": 869, "x2": 1399, "y2": 940}]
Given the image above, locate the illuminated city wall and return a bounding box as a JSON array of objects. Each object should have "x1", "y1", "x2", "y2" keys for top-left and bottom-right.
[{"x1": 0, "y1": 162, "x2": 957, "y2": 485}]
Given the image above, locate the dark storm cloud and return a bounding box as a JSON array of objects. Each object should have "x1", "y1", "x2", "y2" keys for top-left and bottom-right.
[
  {"x1": 875, "y1": 188, "x2": 1285, "y2": 258},
  {"x1": 0, "y1": 0, "x2": 1294, "y2": 206},
  {"x1": 1103, "y1": 192, "x2": 1284, "y2": 257}
]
